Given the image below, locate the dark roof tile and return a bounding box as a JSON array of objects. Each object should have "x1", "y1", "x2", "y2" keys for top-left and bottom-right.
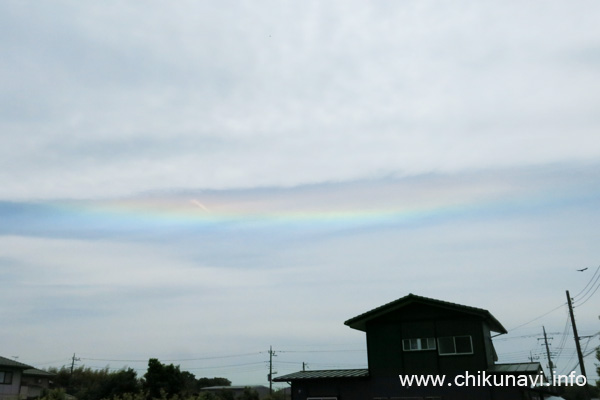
[
  {"x1": 0, "y1": 356, "x2": 33, "y2": 369},
  {"x1": 273, "y1": 369, "x2": 369, "y2": 382}
]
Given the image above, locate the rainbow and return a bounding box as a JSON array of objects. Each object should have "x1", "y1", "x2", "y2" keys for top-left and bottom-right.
[{"x1": 4, "y1": 176, "x2": 588, "y2": 235}]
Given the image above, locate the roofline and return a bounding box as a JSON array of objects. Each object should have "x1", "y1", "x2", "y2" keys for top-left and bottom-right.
[
  {"x1": 23, "y1": 368, "x2": 56, "y2": 377},
  {"x1": 344, "y1": 293, "x2": 507, "y2": 334},
  {"x1": 0, "y1": 356, "x2": 34, "y2": 370},
  {"x1": 273, "y1": 369, "x2": 369, "y2": 382}
]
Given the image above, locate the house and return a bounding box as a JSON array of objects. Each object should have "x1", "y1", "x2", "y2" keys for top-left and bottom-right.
[
  {"x1": 274, "y1": 293, "x2": 548, "y2": 400},
  {"x1": 0, "y1": 356, "x2": 31, "y2": 400},
  {"x1": 0, "y1": 356, "x2": 54, "y2": 400},
  {"x1": 20, "y1": 369, "x2": 55, "y2": 399}
]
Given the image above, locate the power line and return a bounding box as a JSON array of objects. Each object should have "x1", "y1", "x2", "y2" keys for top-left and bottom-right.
[
  {"x1": 551, "y1": 308, "x2": 572, "y2": 372},
  {"x1": 494, "y1": 332, "x2": 561, "y2": 341},
  {"x1": 277, "y1": 349, "x2": 365, "y2": 353},
  {"x1": 573, "y1": 264, "x2": 600, "y2": 300},
  {"x1": 185, "y1": 362, "x2": 266, "y2": 370},
  {"x1": 503, "y1": 303, "x2": 566, "y2": 333},
  {"x1": 78, "y1": 351, "x2": 261, "y2": 363},
  {"x1": 574, "y1": 277, "x2": 600, "y2": 307}
]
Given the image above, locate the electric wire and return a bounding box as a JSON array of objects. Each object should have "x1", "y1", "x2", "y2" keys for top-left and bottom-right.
[
  {"x1": 553, "y1": 310, "x2": 572, "y2": 362},
  {"x1": 276, "y1": 349, "x2": 365, "y2": 353},
  {"x1": 574, "y1": 276, "x2": 600, "y2": 307},
  {"x1": 503, "y1": 303, "x2": 566, "y2": 333},
  {"x1": 572, "y1": 264, "x2": 600, "y2": 300},
  {"x1": 78, "y1": 352, "x2": 261, "y2": 363}
]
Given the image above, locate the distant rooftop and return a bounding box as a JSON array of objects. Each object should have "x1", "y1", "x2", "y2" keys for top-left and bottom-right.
[
  {"x1": 201, "y1": 385, "x2": 269, "y2": 390},
  {"x1": 273, "y1": 369, "x2": 369, "y2": 382},
  {"x1": 488, "y1": 362, "x2": 544, "y2": 374}
]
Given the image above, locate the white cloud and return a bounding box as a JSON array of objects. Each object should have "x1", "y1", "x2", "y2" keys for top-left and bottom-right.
[
  {"x1": 1, "y1": 1, "x2": 600, "y2": 199},
  {"x1": 2, "y1": 0, "x2": 600, "y2": 385}
]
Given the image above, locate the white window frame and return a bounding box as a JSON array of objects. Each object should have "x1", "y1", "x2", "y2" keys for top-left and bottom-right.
[
  {"x1": 437, "y1": 335, "x2": 473, "y2": 355},
  {"x1": 402, "y1": 337, "x2": 436, "y2": 351}
]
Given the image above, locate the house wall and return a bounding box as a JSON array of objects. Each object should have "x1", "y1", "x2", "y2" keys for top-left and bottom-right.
[
  {"x1": 290, "y1": 378, "x2": 370, "y2": 400},
  {"x1": 0, "y1": 369, "x2": 23, "y2": 400},
  {"x1": 481, "y1": 321, "x2": 498, "y2": 366},
  {"x1": 290, "y1": 376, "x2": 498, "y2": 400},
  {"x1": 20, "y1": 375, "x2": 51, "y2": 400},
  {"x1": 365, "y1": 303, "x2": 494, "y2": 377}
]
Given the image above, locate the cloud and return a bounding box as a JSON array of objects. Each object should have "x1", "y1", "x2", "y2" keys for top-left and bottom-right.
[
  {"x1": 2, "y1": 0, "x2": 600, "y2": 385},
  {"x1": 1, "y1": 2, "x2": 600, "y2": 199}
]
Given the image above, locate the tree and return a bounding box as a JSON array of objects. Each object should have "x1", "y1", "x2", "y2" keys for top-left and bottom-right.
[
  {"x1": 47, "y1": 365, "x2": 108, "y2": 400},
  {"x1": 180, "y1": 371, "x2": 198, "y2": 396},
  {"x1": 98, "y1": 368, "x2": 140, "y2": 399},
  {"x1": 597, "y1": 346, "x2": 600, "y2": 390},
  {"x1": 239, "y1": 387, "x2": 259, "y2": 400},
  {"x1": 196, "y1": 377, "x2": 231, "y2": 390},
  {"x1": 39, "y1": 389, "x2": 67, "y2": 400},
  {"x1": 263, "y1": 389, "x2": 289, "y2": 400},
  {"x1": 47, "y1": 365, "x2": 141, "y2": 400},
  {"x1": 143, "y1": 359, "x2": 185, "y2": 399}
]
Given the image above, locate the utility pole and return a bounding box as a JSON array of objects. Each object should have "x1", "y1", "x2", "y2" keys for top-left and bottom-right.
[
  {"x1": 69, "y1": 353, "x2": 80, "y2": 390},
  {"x1": 541, "y1": 326, "x2": 554, "y2": 384},
  {"x1": 566, "y1": 290, "x2": 589, "y2": 400},
  {"x1": 70, "y1": 353, "x2": 79, "y2": 376},
  {"x1": 268, "y1": 346, "x2": 276, "y2": 395},
  {"x1": 302, "y1": 362, "x2": 306, "y2": 372}
]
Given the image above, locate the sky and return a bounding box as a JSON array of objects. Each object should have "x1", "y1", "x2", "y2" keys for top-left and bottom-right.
[{"x1": 1, "y1": 0, "x2": 600, "y2": 388}]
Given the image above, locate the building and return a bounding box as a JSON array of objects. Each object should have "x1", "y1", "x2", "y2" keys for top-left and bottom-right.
[
  {"x1": 0, "y1": 356, "x2": 54, "y2": 400},
  {"x1": 274, "y1": 293, "x2": 548, "y2": 400},
  {"x1": 20, "y1": 369, "x2": 55, "y2": 400}
]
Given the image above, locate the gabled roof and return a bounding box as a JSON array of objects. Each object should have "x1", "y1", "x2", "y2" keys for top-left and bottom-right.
[
  {"x1": 0, "y1": 356, "x2": 33, "y2": 369},
  {"x1": 273, "y1": 369, "x2": 369, "y2": 382},
  {"x1": 344, "y1": 293, "x2": 507, "y2": 334}
]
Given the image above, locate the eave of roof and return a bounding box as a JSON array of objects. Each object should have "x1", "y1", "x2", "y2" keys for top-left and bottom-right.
[
  {"x1": 0, "y1": 356, "x2": 33, "y2": 369},
  {"x1": 344, "y1": 293, "x2": 507, "y2": 334},
  {"x1": 23, "y1": 368, "x2": 56, "y2": 377},
  {"x1": 488, "y1": 362, "x2": 543, "y2": 374},
  {"x1": 273, "y1": 369, "x2": 369, "y2": 382}
]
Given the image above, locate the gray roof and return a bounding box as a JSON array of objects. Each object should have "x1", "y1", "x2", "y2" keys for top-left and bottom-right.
[
  {"x1": 0, "y1": 356, "x2": 33, "y2": 369},
  {"x1": 344, "y1": 293, "x2": 507, "y2": 334},
  {"x1": 201, "y1": 386, "x2": 269, "y2": 390},
  {"x1": 488, "y1": 362, "x2": 543, "y2": 374},
  {"x1": 273, "y1": 369, "x2": 369, "y2": 382},
  {"x1": 23, "y1": 368, "x2": 56, "y2": 377}
]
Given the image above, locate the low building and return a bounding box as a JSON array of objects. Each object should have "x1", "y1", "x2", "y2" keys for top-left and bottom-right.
[
  {"x1": 274, "y1": 293, "x2": 549, "y2": 400},
  {"x1": 0, "y1": 356, "x2": 31, "y2": 400},
  {"x1": 0, "y1": 356, "x2": 55, "y2": 400},
  {"x1": 20, "y1": 369, "x2": 55, "y2": 399}
]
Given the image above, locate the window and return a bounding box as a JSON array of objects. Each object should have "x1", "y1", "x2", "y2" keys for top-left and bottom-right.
[
  {"x1": 0, "y1": 371, "x2": 13, "y2": 384},
  {"x1": 437, "y1": 336, "x2": 473, "y2": 355},
  {"x1": 402, "y1": 337, "x2": 436, "y2": 351}
]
